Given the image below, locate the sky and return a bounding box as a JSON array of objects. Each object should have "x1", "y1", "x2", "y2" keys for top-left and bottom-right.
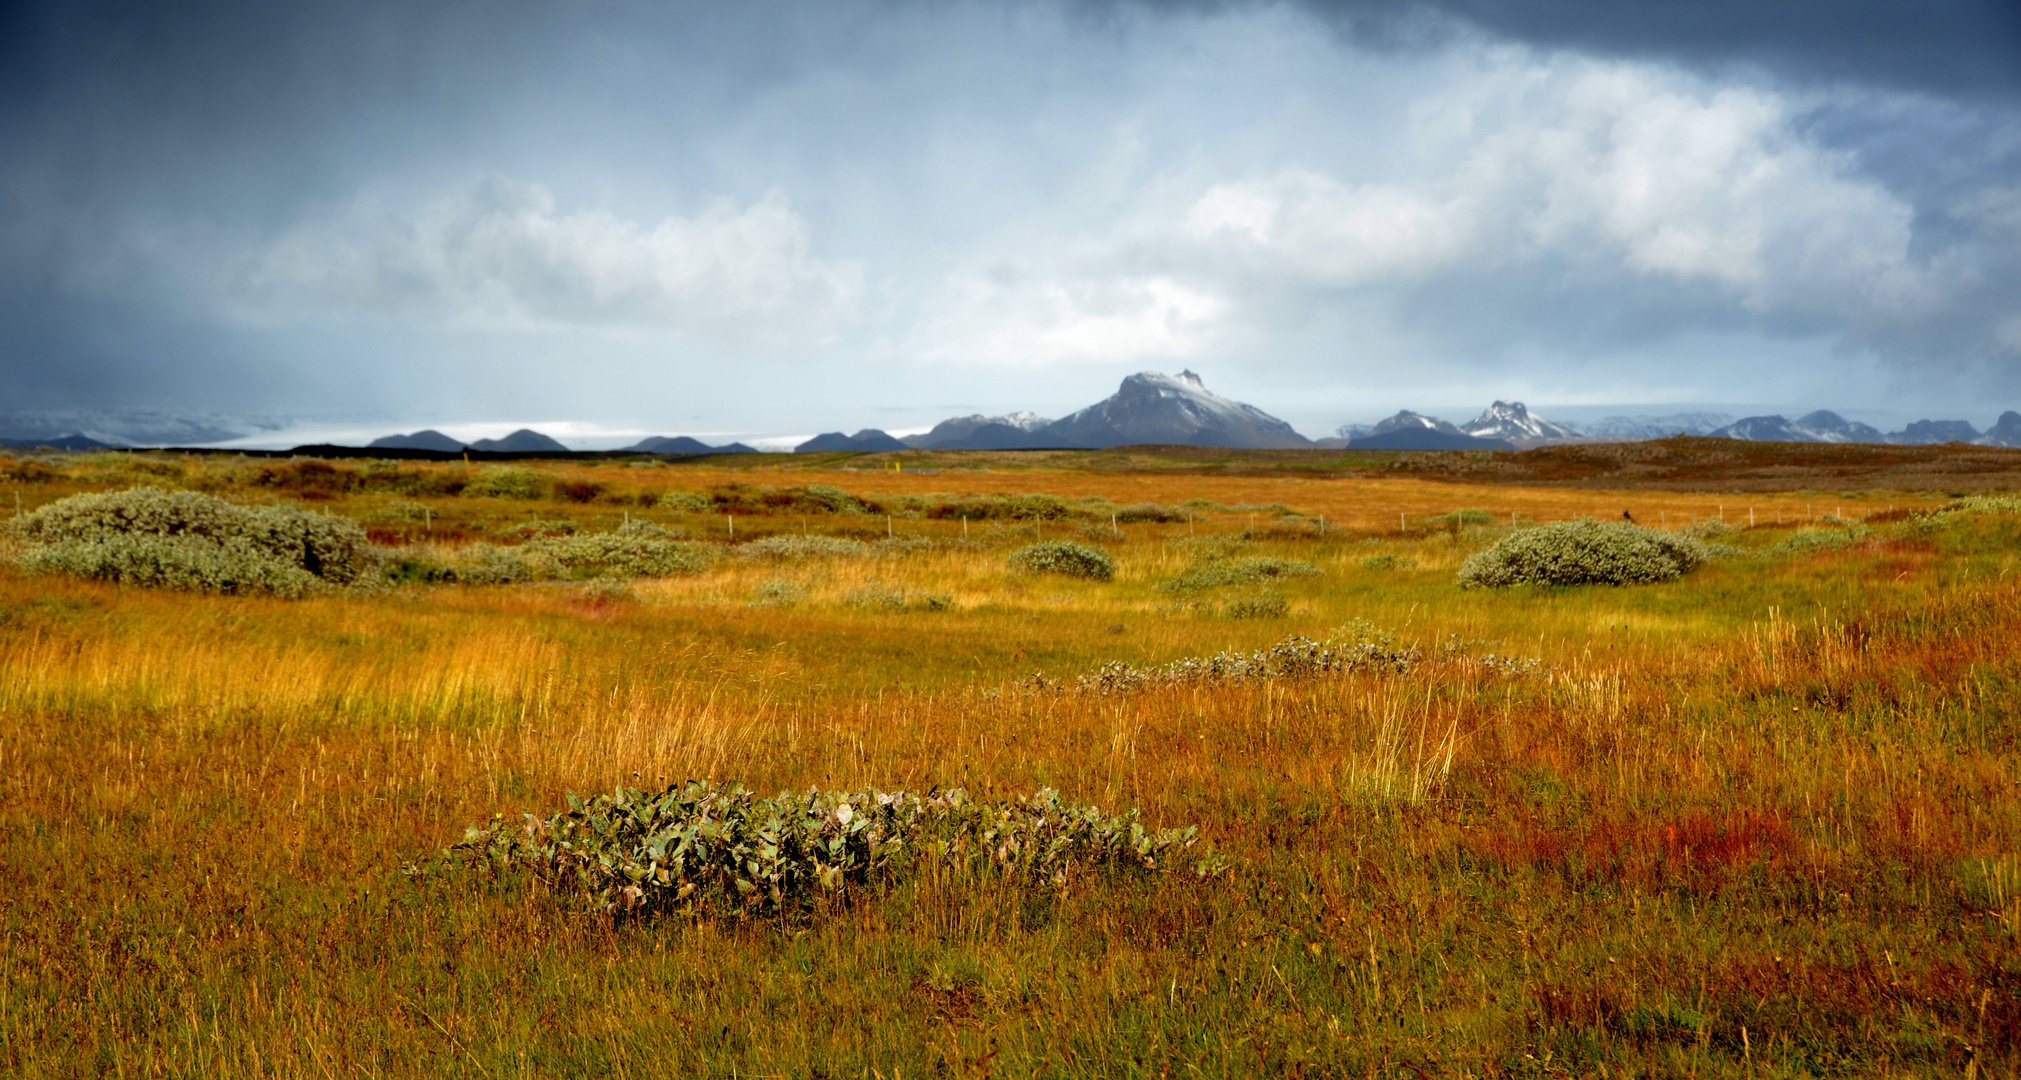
[{"x1": 4, "y1": 0, "x2": 2020, "y2": 446}]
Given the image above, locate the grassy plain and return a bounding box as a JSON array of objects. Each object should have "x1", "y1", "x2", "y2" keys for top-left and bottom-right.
[{"x1": 0, "y1": 448, "x2": 2017, "y2": 1077}]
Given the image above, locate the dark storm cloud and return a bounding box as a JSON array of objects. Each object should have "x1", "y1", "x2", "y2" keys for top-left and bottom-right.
[
  {"x1": 0, "y1": 0, "x2": 856, "y2": 409},
  {"x1": 3, "y1": 0, "x2": 2020, "y2": 432},
  {"x1": 1119, "y1": 0, "x2": 2021, "y2": 98}
]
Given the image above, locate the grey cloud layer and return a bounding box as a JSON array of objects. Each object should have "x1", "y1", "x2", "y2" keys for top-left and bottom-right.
[{"x1": 3, "y1": 0, "x2": 2019, "y2": 426}]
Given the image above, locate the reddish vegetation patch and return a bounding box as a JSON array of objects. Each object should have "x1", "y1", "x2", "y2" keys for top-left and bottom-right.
[{"x1": 1468, "y1": 810, "x2": 1799, "y2": 888}]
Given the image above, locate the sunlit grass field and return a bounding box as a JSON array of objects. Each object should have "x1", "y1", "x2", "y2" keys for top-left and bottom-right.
[{"x1": 0, "y1": 451, "x2": 2015, "y2": 1076}]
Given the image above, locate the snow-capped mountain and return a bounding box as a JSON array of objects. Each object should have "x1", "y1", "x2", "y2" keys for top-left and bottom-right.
[
  {"x1": 1581, "y1": 413, "x2": 1731, "y2": 439},
  {"x1": 903, "y1": 411, "x2": 1058, "y2": 449},
  {"x1": 1039, "y1": 371, "x2": 1311, "y2": 449},
  {"x1": 1709, "y1": 411, "x2": 1885, "y2": 443},
  {"x1": 1344, "y1": 410, "x2": 1510, "y2": 450},
  {"x1": 994, "y1": 411, "x2": 1049, "y2": 432},
  {"x1": 1461, "y1": 401, "x2": 1578, "y2": 442},
  {"x1": 1979, "y1": 412, "x2": 2021, "y2": 448},
  {"x1": 1371, "y1": 410, "x2": 1463, "y2": 436}
]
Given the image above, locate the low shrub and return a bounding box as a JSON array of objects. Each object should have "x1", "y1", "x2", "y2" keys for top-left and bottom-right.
[
  {"x1": 1007, "y1": 540, "x2": 1114, "y2": 580},
  {"x1": 1683, "y1": 519, "x2": 1742, "y2": 539},
  {"x1": 747, "y1": 577, "x2": 808, "y2": 608},
  {"x1": 359, "y1": 464, "x2": 463, "y2": 497},
  {"x1": 1071, "y1": 629, "x2": 1422, "y2": 695},
  {"x1": 735, "y1": 535, "x2": 871, "y2": 562},
  {"x1": 500, "y1": 519, "x2": 578, "y2": 539},
  {"x1": 1457, "y1": 519, "x2": 1711, "y2": 588},
  {"x1": 0, "y1": 457, "x2": 60, "y2": 484},
  {"x1": 842, "y1": 583, "x2": 956, "y2": 612},
  {"x1": 434, "y1": 543, "x2": 556, "y2": 585},
  {"x1": 1360, "y1": 553, "x2": 1417, "y2": 571},
  {"x1": 924, "y1": 493, "x2": 1078, "y2": 522},
  {"x1": 580, "y1": 577, "x2": 638, "y2": 604},
  {"x1": 521, "y1": 533, "x2": 715, "y2": 578},
  {"x1": 4, "y1": 486, "x2": 379, "y2": 596},
  {"x1": 254, "y1": 460, "x2": 364, "y2": 500},
  {"x1": 1943, "y1": 495, "x2": 2021, "y2": 516},
  {"x1": 463, "y1": 466, "x2": 546, "y2": 500},
  {"x1": 615, "y1": 519, "x2": 686, "y2": 540},
  {"x1": 842, "y1": 584, "x2": 908, "y2": 610},
  {"x1": 699, "y1": 483, "x2": 874, "y2": 516},
  {"x1": 1157, "y1": 556, "x2": 1320, "y2": 592},
  {"x1": 658, "y1": 491, "x2": 714, "y2": 513},
  {"x1": 1114, "y1": 502, "x2": 1189, "y2": 523},
  {"x1": 1221, "y1": 588, "x2": 1289, "y2": 619},
  {"x1": 448, "y1": 781, "x2": 1223, "y2": 916}
]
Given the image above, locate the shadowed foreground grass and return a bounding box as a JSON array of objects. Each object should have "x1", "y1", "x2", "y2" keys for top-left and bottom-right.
[{"x1": 0, "y1": 463, "x2": 2015, "y2": 1076}]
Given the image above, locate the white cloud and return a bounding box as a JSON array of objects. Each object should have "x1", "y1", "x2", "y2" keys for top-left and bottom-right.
[
  {"x1": 897, "y1": 51, "x2": 1952, "y2": 376},
  {"x1": 1182, "y1": 57, "x2": 1933, "y2": 321},
  {"x1": 901, "y1": 267, "x2": 1225, "y2": 367},
  {"x1": 224, "y1": 178, "x2": 865, "y2": 352},
  {"x1": 1185, "y1": 173, "x2": 1476, "y2": 284}
]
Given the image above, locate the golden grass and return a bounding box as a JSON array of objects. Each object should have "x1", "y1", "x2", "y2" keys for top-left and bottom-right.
[{"x1": 0, "y1": 456, "x2": 2013, "y2": 1076}]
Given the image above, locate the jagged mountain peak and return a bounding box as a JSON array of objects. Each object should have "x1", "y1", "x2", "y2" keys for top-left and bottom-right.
[
  {"x1": 1462, "y1": 401, "x2": 1579, "y2": 442},
  {"x1": 1979, "y1": 412, "x2": 2021, "y2": 448}
]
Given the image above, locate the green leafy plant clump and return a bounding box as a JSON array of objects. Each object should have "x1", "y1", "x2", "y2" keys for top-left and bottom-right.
[
  {"x1": 1457, "y1": 519, "x2": 1712, "y2": 588},
  {"x1": 1007, "y1": 540, "x2": 1114, "y2": 580},
  {"x1": 3, "y1": 486, "x2": 379, "y2": 597},
  {"x1": 448, "y1": 781, "x2": 1223, "y2": 916}
]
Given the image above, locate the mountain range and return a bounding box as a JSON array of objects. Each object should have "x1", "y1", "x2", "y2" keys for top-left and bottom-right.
[
  {"x1": 789, "y1": 371, "x2": 1315, "y2": 453},
  {"x1": 1702, "y1": 410, "x2": 2021, "y2": 446},
  {"x1": 7, "y1": 382, "x2": 2019, "y2": 456}
]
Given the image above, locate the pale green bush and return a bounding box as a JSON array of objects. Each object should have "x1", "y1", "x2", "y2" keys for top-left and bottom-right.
[
  {"x1": 500, "y1": 519, "x2": 578, "y2": 539},
  {"x1": 747, "y1": 577, "x2": 808, "y2": 608},
  {"x1": 422, "y1": 543, "x2": 558, "y2": 585},
  {"x1": 1945, "y1": 495, "x2": 2021, "y2": 516},
  {"x1": 1221, "y1": 588, "x2": 1289, "y2": 619},
  {"x1": 842, "y1": 583, "x2": 955, "y2": 612},
  {"x1": 5, "y1": 486, "x2": 378, "y2": 596},
  {"x1": 580, "y1": 578, "x2": 639, "y2": 604},
  {"x1": 1684, "y1": 519, "x2": 1742, "y2": 539},
  {"x1": 1457, "y1": 520, "x2": 1711, "y2": 588},
  {"x1": 657, "y1": 490, "x2": 713, "y2": 513},
  {"x1": 521, "y1": 533, "x2": 715, "y2": 578},
  {"x1": 735, "y1": 535, "x2": 871, "y2": 562},
  {"x1": 463, "y1": 466, "x2": 546, "y2": 500},
  {"x1": 1158, "y1": 556, "x2": 1320, "y2": 592},
  {"x1": 1007, "y1": 540, "x2": 1114, "y2": 580},
  {"x1": 1073, "y1": 630, "x2": 1421, "y2": 695},
  {"x1": 449, "y1": 781, "x2": 1223, "y2": 916}
]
